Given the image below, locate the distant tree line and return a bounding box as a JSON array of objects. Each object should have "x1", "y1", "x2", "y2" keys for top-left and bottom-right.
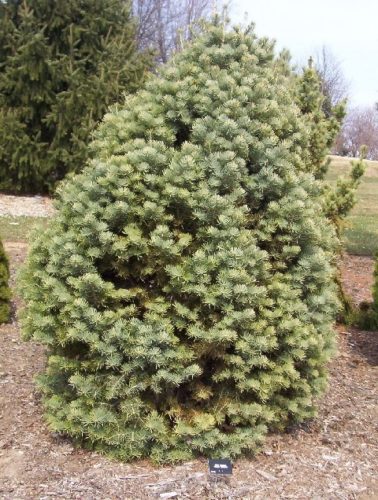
[
  {"x1": 133, "y1": 0, "x2": 214, "y2": 63},
  {"x1": 333, "y1": 105, "x2": 378, "y2": 160},
  {"x1": 314, "y1": 46, "x2": 378, "y2": 161}
]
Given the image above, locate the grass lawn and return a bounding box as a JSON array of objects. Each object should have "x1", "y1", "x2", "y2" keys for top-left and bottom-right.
[
  {"x1": 327, "y1": 155, "x2": 378, "y2": 256},
  {"x1": 1, "y1": 155, "x2": 376, "y2": 256},
  {"x1": 0, "y1": 216, "x2": 49, "y2": 242}
]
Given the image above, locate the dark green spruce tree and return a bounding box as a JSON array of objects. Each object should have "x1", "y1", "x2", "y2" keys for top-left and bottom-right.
[
  {"x1": 0, "y1": 0, "x2": 150, "y2": 193},
  {"x1": 0, "y1": 237, "x2": 11, "y2": 323},
  {"x1": 20, "y1": 21, "x2": 338, "y2": 463}
]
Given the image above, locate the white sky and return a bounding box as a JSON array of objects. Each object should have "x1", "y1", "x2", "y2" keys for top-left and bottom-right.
[{"x1": 230, "y1": 0, "x2": 378, "y2": 107}]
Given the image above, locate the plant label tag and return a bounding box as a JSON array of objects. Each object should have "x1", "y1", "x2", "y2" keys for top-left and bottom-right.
[{"x1": 208, "y1": 459, "x2": 233, "y2": 475}]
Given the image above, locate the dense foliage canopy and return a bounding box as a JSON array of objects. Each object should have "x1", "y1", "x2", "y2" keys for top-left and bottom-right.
[
  {"x1": 0, "y1": 0, "x2": 150, "y2": 193},
  {"x1": 20, "y1": 22, "x2": 339, "y2": 463}
]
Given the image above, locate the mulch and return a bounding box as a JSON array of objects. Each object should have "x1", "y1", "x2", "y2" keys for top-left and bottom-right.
[
  {"x1": 340, "y1": 254, "x2": 375, "y2": 305},
  {"x1": 0, "y1": 242, "x2": 377, "y2": 499}
]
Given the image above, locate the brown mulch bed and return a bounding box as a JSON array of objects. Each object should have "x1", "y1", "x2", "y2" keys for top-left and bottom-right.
[
  {"x1": 340, "y1": 254, "x2": 375, "y2": 306},
  {"x1": 0, "y1": 242, "x2": 377, "y2": 499}
]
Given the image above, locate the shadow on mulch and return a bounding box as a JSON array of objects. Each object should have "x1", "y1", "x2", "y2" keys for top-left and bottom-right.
[{"x1": 347, "y1": 327, "x2": 378, "y2": 366}]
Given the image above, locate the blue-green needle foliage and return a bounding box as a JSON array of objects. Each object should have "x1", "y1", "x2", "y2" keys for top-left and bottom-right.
[{"x1": 20, "y1": 21, "x2": 338, "y2": 463}]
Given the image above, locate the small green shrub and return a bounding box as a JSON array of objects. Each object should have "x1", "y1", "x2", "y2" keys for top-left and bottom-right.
[
  {"x1": 296, "y1": 59, "x2": 345, "y2": 181},
  {"x1": 20, "y1": 21, "x2": 338, "y2": 463},
  {"x1": 0, "y1": 237, "x2": 11, "y2": 323},
  {"x1": 356, "y1": 254, "x2": 378, "y2": 330}
]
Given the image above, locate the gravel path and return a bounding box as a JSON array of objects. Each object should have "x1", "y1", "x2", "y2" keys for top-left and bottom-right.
[{"x1": 0, "y1": 194, "x2": 54, "y2": 217}]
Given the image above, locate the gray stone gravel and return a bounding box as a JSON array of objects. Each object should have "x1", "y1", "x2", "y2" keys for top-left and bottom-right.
[{"x1": 0, "y1": 194, "x2": 54, "y2": 218}]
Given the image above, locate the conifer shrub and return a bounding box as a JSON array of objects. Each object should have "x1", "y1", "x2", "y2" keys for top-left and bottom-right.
[
  {"x1": 296, "y1": 62, "x2": 365, "y2": 321},
  {"x1": 20, "y1": 22, "x2": 339, "y2": 463},
  {"x1": 0, "y1": 0, "x2": 150, "y2": 194},
  {"x1": 296, "y1": 61, "x2": 364, "y2": 229},
  {"x1": 0, "y1": 237, "x2": 11, "y2": 324},
  {"x1": 357, "y1": 254, "x2": 378, "y2": 330},
  {"x1": 296, "y1": 59, "x2": 345, "y2": 180}
]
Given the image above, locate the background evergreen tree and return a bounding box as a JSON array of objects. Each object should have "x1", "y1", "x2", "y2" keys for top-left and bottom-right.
[
  {"x1": 0, "y1": 0, "x2": 150, "y2": 193},
  {"x1": 296, "y1": 58, "x2": 345, "y2": 180},
  {"x1": 296, "y1": 60, "x2": 365, "y2": 319},
  {"x1": 296, "y1": 60, "x2": 365, "y2": 230},
  {"x1": 0, "y1": 237, "x2": 11, "y2": 324},
  {"x1": 20, "y1": 21, "x2": 338, "y2": 463}
]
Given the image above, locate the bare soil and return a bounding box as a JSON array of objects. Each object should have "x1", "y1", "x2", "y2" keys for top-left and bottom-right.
[{"x1": 0, "y1": 243, "x2": 377, "y2": 500}]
